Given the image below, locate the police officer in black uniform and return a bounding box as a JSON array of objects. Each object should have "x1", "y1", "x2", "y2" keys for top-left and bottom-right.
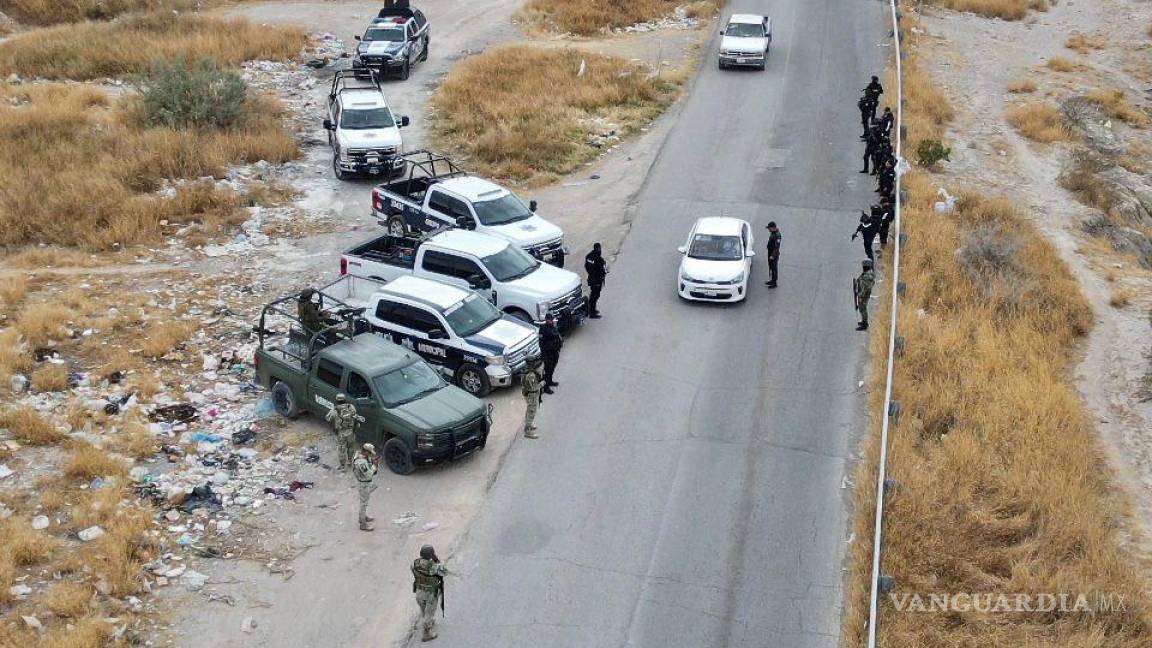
[
  {"x1": 538, "y1": 313, "x2": 563, "y2": 394},
  {"x1": 583, "y1": 243, "x2": 608, "y2": 319},
  {"x1": 852, "y1": 211, "x2": 880, "y2": 261}
]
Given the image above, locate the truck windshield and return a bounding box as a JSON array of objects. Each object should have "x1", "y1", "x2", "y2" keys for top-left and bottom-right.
[
  {"x1": 472, "y1": 193, "x2": 533, "y2": 226},
  {"x1": 341, "y1": 108, "x2": 395, "y2": 130},
  {"x1": 482, "y1": 245, "x2": 540, "y2": 282},
  {"x1": 364, "y1": 26, "x2": 405, "y2": 41},
  {"x1": 725, "y1": 23, "x2": 764, "y2": 38},
  {"x1": 373, "y1": 361, "x2": 444, "y2": 407},
  {"x1": 444, "y1": 294, "x2": 502, "y2": 338},
  {"x1": 688, "y1": 234, "x2": 744, "y2": 261}
]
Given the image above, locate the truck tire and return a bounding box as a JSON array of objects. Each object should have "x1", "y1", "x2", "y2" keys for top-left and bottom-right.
[
  {"x1": 386, "y1": 216, "x2": 408, "y2": 237},
  {"x1": 550, "y1": 252, "x2": 566, "y2": 268},
  {"x1": 271, "y1": 382, "x2": 299, "y2": 418},
  {"x1": 399, "y1": 57, "x2": 411, "y2": 80},
  {"x1": 420, "y1": 37, "x2": 429, "y2": 62},
  {"x1": 506, "y1": 308, "x2": 534, "y2": 325},
  {"x1": 456, "y1": 363, "x2": 491, "y2": 397},
  {"x1": 332, "y1": 156, "x2": 348, "y2": 181},
  {"x1": 383, "y1": 437, "x2": 415, "y2": 475}
]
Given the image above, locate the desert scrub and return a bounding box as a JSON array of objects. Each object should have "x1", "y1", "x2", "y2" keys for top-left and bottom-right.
[
  {"x1": 431, "y1": 45, "x2": 679, "y2": 184},
  {"x1": 138, "y1": 58, "x2": 249, "y2": 129},
  {"x1": 1006, "y1": 102, "x2": 1071, "y2": 143},
  {"x1": 0, "y1": 0, "x2": 192, "y2": 25},
  {"x1": 518, "y1": 0, "x2": 721, "y2": 35},
  {"x1": 928, "y1": 0, "x2": 1048, "y2": 20}
]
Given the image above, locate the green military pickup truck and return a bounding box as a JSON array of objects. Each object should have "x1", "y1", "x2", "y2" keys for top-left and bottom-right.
[{"x1": 253, "y1": 283, "x2": 490, "y2": 475}]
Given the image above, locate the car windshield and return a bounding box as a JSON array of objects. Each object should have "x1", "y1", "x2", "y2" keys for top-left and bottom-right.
[
  {"x1": 373, "y1": 361, "x2": 444, "y2": 407},
  {"x1": 688, "y1": 234, "x2": 744, "y2": 261},
  {"x1": 472, "y1": 192, "x2": 533, "y2": 226},
  {"x1": 726, "y1": 23, "x2": 764, "y2": 38},
  {"x1": 482, "y1": 245, "x2": 540, "y2": 282},
  {"x1": 340, "y1": 107, "x2": 395, "y2": 130},
  {"x1": 364, "y1": 26, "x2": 404, "y2": 42},
  {"x1": 444, "y1": 294, "x2": 502, "y2": 338}
]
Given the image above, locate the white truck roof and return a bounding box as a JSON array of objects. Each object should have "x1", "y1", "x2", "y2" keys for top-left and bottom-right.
[
  {"x1": 729, "y1": 13, "x2": 767, "y2": 24},
  {"x1": 435, "y1": 176, "x2": 508, "y2": 203},
  {"x1": 694, "y1": 216, "x2": 745, "y2": 236},
  {"x1": 376, "y1": 276, "x2": 470, "y2": 311},
  {"x1": 429, "y1": 230, "x2": 511, "y2": 258},
  {"x1": 339, "y1": 88, "x2": 390, "y2": 109}
]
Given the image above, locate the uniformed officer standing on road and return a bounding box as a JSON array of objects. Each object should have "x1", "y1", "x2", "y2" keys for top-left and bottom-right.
[
  {"x1": 521, "y1": 357, "x2": 543, "y2": 439},
  {"x1": 538, "y1": 314, "x2": 563, "y2": 394},
  {"x1": 764, "y1": 222, "x2": 781, "y2": 288},
  {"x1": 863, "y1": 76, "x2": 884, "y2": 121},
  {"x1": 412, "y1": 544, "x2": 447, "y2": 642},
  {"x1": 352, "y1": 443, "x2": 379, "y2": 531},
  {"x1": 852, "y1": 212, "x2": 880, "y2": 261},
  {"x1": 855, "y1": 259, "x2": 875, "y2": 331},
  {"x1": 325, "y1": 393, "x2": 364, "y2": 471},
  {"x1": 583, "y1": 243, "x2": 608, "y2": 319}
]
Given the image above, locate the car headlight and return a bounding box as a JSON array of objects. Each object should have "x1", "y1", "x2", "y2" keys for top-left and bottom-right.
[
  {"x1": 415, "y1": 433, "x2": 436, "y2": 449},
  {"x1": 732, "y1": 271, "x2": 746, "y2": 283},
  {"x1": 535, "y1": 302, "x2": 550, "y2": 320},
  {"x1": 680, "y1": 270, "x2": 698, "y2": 283},
  {"x1": 486, "y1": 355, "x2": 506, "y2": 366},
  {"x1": 339, "y1": 147, "x2": 351, "y2": 161}
]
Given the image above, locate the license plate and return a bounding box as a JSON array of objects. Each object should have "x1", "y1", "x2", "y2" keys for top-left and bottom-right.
[
  {"x1": 737, "y1": 58, "x2": 750, "y2": 64},
  {"x1": 367, "y1": 157, "x2": 380, "y2": 164},
  {"x1": 542, "y1": 253, "x2": 555, "y2": 262},
  {"x1": 699, "y1": 290, "x2": 717, "y2": 296}
]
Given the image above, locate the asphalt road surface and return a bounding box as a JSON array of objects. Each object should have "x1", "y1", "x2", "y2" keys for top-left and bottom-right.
[{"x1": 429, "y1": 1, "x2": 887, "y2": 646}]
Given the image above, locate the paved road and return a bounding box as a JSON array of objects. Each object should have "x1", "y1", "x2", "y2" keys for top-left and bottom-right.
[{"x1": 428, "y1": 1, "x2": 886, "y2": 646}]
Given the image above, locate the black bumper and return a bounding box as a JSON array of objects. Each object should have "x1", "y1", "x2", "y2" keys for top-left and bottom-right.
[
  {"x1": 412, "y1": 416, "x2": 489, "y2": 464},
  {"x1": 337, "y1": 158, "x2": 406, "y2": 178}
]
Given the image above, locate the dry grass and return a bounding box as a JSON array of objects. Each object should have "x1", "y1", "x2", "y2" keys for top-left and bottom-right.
[
  {"x1": 843, "y1": 15, "x2": 1152, "y2": 648},
  {"x1": 0, "y1": 517, "x2": 61, "y2": 565},
  {"x1": 1065, "y1": 32, "x2": 1109, "y2": 54},
  {"x1": 0, "y1": 83, "x2": 298, "y2": 250},
  {"x1": 0, "y1": 12, "x2": 306, "y2": 80},
  {"x1": 1085, "y1": 90, "x2": 1150, "y2": 128},
  {"x1": 0, "y1": 275, "x2": 27, "y2": 309},
  {"x1": 929, "y1": 0, "x2": 1047, "y2": 20},
  {"x1": 1046, "y1": 56, "x2": 1086, "y2": 72},
  {"x1": 0, "y1": 406, "x2": 66, "y2": 445},
  {"x1": 13, "y1": 302, "x2": 74, "y2": 346},
  {"x1": 431, "y1": 45, "x2": 679, "y2": 184},
  {"x1": 38, "y1": 615, "x2": 115, "y2": 648},
  {"x1": 1110, "y1": 287, "x2": 1132, "y2": 307},
  {"x1": 64, "y1": 444, "x2": 130, "y2": 481},
  {"x1": 1006, "y1": 102, "x2": 1071, "y2": 142},
  {"x1": 0, "y1": 0, "x2": 189, "y2": 24},
  {"x1": 518, "y1": 0, "x2": 721, "y2": 35},
  {"x1": 0, "y1": 328, "x2": 34, "y2": 380},
  {"x1": 82, "y1": 506, "x2": 155, "y2": 597},
  {"x1": 31, "y1": 363, "x2": 70, "y2": 392},
  {"x1": 110, "y1": 419, "x2": 159, "y2": 459},
  {"x1": 43, "y1": 582, "x2": 94, "y2": 619},
  {"x1": 139, "y1": 320, "x2": 195, "y2": 359},
  {"x1": 1007, "y1": 78, "x2": 1037, "y2": 93},
  {"x1": 884, "y1": 14, "x2": 955, "y2": 156}
]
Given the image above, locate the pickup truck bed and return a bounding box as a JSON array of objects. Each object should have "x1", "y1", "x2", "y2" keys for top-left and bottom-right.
[
  {"x1": 376, "y1": 176, "x2": 439, "y2": 204},
  {"x1": 343, "y1": 235, "x2": 418, "y2": 270}
]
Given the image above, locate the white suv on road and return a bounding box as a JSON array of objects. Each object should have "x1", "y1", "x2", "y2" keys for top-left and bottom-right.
[
  {"x1": 719, "y1": 14, "x2": 772, "y2": 70},
  {"x1": 677, "y1": 217, "x2": 755, "y2": 303}
]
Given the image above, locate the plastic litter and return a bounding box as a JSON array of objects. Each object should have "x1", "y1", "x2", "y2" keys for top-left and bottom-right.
[
  {"x1": 253, "y1": 398, "x2": 277, "y2": 419},
  {"x1": 78, "y1": 526, "x2": 106, "y2": 542},
  {"x1": 232, "y1": 428, "x2": 257, "y2": 445},
  {"x1": 288, "y1": 480, "x2": 314, "y2": 492},
  {"x1": 149, "y1": 404, "x2": 199, "y2": 423},
  {"x1": 10, "y1": 374, "x2": 29, "y2": 393},
  {"x1": 21, "y1": 615, "x2": 41, "y2": 630},
  {"x1": 241, "y1": 617, "x2": 257, "y2": 633},
  {"x1": 182, "y1": 570, "x2": 209, "y2": 592},
  {"x1": 31, "y1": 515, "x2": 49, "y2": 530},
  {"x1": 0, "y1": 464, "x2": 13, "y2": 480},
  {"x1": 9, "y1": 584, "x2": 32, "y2": 599},
  {"x1": 176, "y1": 485, "x2": 223, "y2": 514}
]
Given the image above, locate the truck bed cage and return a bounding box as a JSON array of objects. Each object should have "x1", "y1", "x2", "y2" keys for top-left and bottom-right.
[
  {"x1": 377, "y1": 0, "x2": 414, "y2": 19},
  {"x1": 257, "y1": 279, "x2": 372, "y2": 367},
  {"x1": 329, "y1": 69, "x2": 382, "y2": 100},
  {"x1": 380, "y1": 149, "x2": 467, "y2": 199}
]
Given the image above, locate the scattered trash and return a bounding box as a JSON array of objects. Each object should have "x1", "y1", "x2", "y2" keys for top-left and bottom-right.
[
  {"x1": 262, "y1": 487, "x2": 296, "y2": 500},
  {"x1": 176, "y1": 485, "x2": 223, "y2": 514},
  {"x1": 241, "y1": 617, "x2": 258, "y2": 633},
  {"x1": 78, "y1": 526, "x2": 106, "y2": 542},
  {"x1": 21, "y1": 615, "x2": 42, "y2": 631},
  {"x1": 420, "y1": 522, "x2": 440, "y2": 532},
  {"x1": 31, "y1": 515, "x2": 49, "y2": 530},
  {"x1": 288, "y1": 480, "x2": 314, "y2": 492},
  {"x1": 232, "y1": 428, "x2": 257, "y2": 445},
  {"x1": 149, "y1": 403, "x2": 199, "y2": 423},
  {"x1": 205, "y1": 591, "x2": 236, "y2": 606},
  {"x1": 392, "y1": 512, "x2": 421, "y2": 526},
  {"x1": 9, "y1": 584, "x2": 32, "y2": 599},
  {"x1": 190, "y1": 432, "x2": 223, "y2": 444},
  {"x1": 9, "y1": 374, "x2": 29, "y2": 393},
  {"x1": 182, "y1": 570, "x2": 209, "y2": 592},
  {"x1": 0, "y1": 464, "x2": 13, "y2": 480},
  {"x1": 253, "y1": 398, "x2": 277, "y2": 419}
]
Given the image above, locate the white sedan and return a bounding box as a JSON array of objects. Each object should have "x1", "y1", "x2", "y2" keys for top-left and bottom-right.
[{"x1": 677, "y1": 217, "x2": 755, "y2": 303}]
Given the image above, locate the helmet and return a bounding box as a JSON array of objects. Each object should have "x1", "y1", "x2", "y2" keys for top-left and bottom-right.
[
  {"x1": 362, "y1": 443, "x2": 376, "y2": 455},
  {"x1": 420, "y1": 544, "x2": 436, "y2": 560},
  {"x1": 335, "y1": 393, "x2": 347, "y2": 403},
  {"x1": 544, "y1": 312, "x2": 555, "y2": 322},
  {"x1": 863, "y1": 259, "x2": 874, "y2": 270},
  {"x1": 298, "y1": 288, "x2": 315, "y2": 302}
]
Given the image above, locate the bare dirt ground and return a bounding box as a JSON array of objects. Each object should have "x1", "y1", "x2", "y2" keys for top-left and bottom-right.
[{"x1": 913, "y1": 0, "x2": 1152, "y2": 554}]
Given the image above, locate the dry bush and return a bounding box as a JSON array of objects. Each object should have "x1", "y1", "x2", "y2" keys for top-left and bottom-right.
[
  {"x1": 1110, "y1": 287, "x2": 1132, "y2": 307},
  {"x1": 82, "y1": 506, "x2": 156, "y2": 597},
  {"x1": 14, "y1": 302, "x2": 74, "y2": 346},
  {"x1": 0, "y1": 517, "x2": 61, "y2": 565},
  {"x1": 1046, "y1": 56, "x2": 1086, "y2": 72},
  {"x1": 31, "y1": 362, "x2": 70, "y2": 392},
  {"x1": 64, "y1": 444, "x2": 130, "y2": 481},
  {"x1": 0, "y1": 406, "x2": 66, "y2": 445},
  {"x1": 929, "y1": 0, "x2": 1044, "y2": 20},
  {"x1": 1065, "y1": 32, "x2": 1108, "y2": 53},
  {"x1": 0, "y1": 0, "x2": 191, "y2": 24},
  {"x1": 1060, "y1": 152, "x2": 1116, "y2": 213},
  {"x1": 110, "y1": 419, "x2": 158, "y2": 459},
  {"x1": 0, "y1": 275, "x2": 27, "y2": 309},
  {"x1": 519, "y1": 0, "x2": 721, "y2": 35},
  {"x1": 885, "y1": 14, "x2": 954, "y2": 156},
  {"x1": 139, "y1": 320, "x2": 195, "y2": 359},
  {"x1": 0, "y1": 328, "x2": 34, "y2": 380},
  {"x1": 0, "y1": 84, "x2": 298, "y2": 250},
  {"x1": 1006, "y1": 102, "x2": 1071, "y2": 142},
  {"x1": 1007, "y1": 78, "x2": 1037, "y2": 93},
  {"x1": 432, "y1": 46, "x2": 678, "y2": 184},
  {"x1": 1085, "y1": 90, "x2": 1149, "y2": 128},
  {"x1": 38, "y1": 615, "x2": 115, "y2": 648},
  {"x1": 0, "y1": 13, "x2": 306, "y2": 80},
  {"x1": 43, "y1": 582, "x2": 94, "y2": 619},
  {"x1": 70, "y1": 483, "x2": 130, "y2": 530},
  {"x1": 0, "y1": 549, "x2": 13, "y2": 607}
]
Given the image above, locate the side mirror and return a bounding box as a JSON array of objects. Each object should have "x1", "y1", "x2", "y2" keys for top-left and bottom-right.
[
  {"x1": 746, "y1": 250, "x2": 756, "y2": 257},
  {"x1": 428, "y1": 328, "x2": 446, "y2": 340},
  {"x1": 322, "y1": 119, "x2": 334, "y2": 131},
  {"x1": 354, "y1": 35, "x2": 362, "y2": 41},
  {"x1": 455, "y1": 216, "x2": 476, "y2": 230},
  {"x1": 399, "y1": 115, "x2": 410, "y2": 128},
  {"x1": 467, "y1": 274, "x2": 490, "y2": 290},
  {"x1": 677, "y1": 246, "x2": 686, "y2": 254},
  {"x1": 529, "y1": 200, "x2": 538, "y2": 213}
]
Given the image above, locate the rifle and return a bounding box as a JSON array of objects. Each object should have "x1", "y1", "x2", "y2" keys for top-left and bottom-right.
[{"x1": 853, "y1": 277, "x2": 861, "y2": 310}]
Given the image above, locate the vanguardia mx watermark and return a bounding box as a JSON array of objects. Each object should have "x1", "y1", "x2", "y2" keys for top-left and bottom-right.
[{"x1": 889, "y1": 592, "x2": 1128, "y2": 614}]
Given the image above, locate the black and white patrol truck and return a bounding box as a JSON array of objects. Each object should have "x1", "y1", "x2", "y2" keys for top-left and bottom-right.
[{"x1": 361, "y1": 276, "x2": 541, "y2": 396}]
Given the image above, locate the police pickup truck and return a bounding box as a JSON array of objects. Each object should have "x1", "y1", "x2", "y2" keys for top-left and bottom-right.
[
  {"x1": 323, "y1": 71, "x2": 410, "y2": 181},
  {"x1": 252, "y1": 287, "x2": 489, "y2": 475},
  {"x1": 352, "y1": 1, "x2": 430, "y2": 81},
  {"x1": 372, "y1": 150, "x2": 568, "y2": 267},
  {"x1": 340, "y1": 229, "x2": 586, "y2": 332}
]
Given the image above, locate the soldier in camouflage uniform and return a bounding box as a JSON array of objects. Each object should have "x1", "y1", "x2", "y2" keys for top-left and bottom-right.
[
  {"x1": 325, "y1": 393, "x2": 364, "y2": 470},
  {"x1": 412, "y1": 544, "x2": 447, "y2": 642},
  {"x1": 521, "y1": 357, "x2": 543, "y2": 439},
  {"x1": 855, "y1": 259, "x2": 875, "y2": 331},
  {"x1": 352, "y1": 443, "x2": 379, "y2": 531}
]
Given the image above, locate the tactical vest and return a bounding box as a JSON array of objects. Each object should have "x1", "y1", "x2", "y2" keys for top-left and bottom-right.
[{"x1": 412, "y1": 559, "x2": 442, "y2": 591}]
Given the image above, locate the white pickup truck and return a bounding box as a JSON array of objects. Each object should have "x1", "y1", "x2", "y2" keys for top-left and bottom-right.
[
  {"x1": 340, "y1": 230, "x2": 586, "y2": 332},
  {"x1": 371, "y1": 151, "x2": 569, "y2": 267}
]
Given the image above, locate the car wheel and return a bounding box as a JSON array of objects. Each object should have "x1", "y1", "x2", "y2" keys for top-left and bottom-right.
[
  {"x1": 399, "y1": 57, "x2": 411, "y2": 80},
  {"x1": 387, "y1": 216, "x2": 408, "y2": 237},
  {"x1": 718, "y1": 60, "x2": 725, "y2": 70},
  {"x1": 271, "y1": 382, "x2": 299, "y2": 418},
  {"x1": 506, "y1": 308, "x2": 534, "y2": 324},
  {"x1": 332, "y1": 156, "x2": 347, "y2": 181},
  {"x1": 383, "y1": 437, "x2": 415, "y2": 475},
  {"x1": 456, "y1": 363, "x2": 491, "y2": 397},
  {"x1": 420, "y1": 38, "x2": 430, "y2": 62},
  {"x1": 550, "y1": 252, "x2": 565, "y2": 268}
]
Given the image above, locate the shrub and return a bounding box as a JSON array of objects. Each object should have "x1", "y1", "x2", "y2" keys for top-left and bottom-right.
[
  {"x1": 916, "y1": 139, "x2": 951, "y2": 168},
  {"x1": 64, "y1": 444, "x2": 129, "y2": 480},
  {"x1": 519, "y1": 0, "x2": 721, "y2": 35},
  {"x1": 31, "y1": 363, "x2": 71, "y2": 392},
  {"x1": 1046, "y1": 56, "x2": 1085, "y2": 72},
  {"x1": 1007, "y1": 78, "x2": 1037, "y2": 93},
  {"x1": 0, "y1": 406, "x2": 67, "y2": 445},
  {"x1": 138, "y1": 58, "x2": 248, "y2": 129},
  {"x1": 1006, "y1": 102, "x2": 1070, "y2": 142}
]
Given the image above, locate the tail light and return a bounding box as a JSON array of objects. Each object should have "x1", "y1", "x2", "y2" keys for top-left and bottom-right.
[
  {"x1": 340, "y1": 257, "x2": 348, "y2": 275},
  {"x1": 254, "y1": 354, "x2": 261, "y2": 370},
  {"x1": 372, "y1": 190, "x2": 382, "y2": 212}
]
